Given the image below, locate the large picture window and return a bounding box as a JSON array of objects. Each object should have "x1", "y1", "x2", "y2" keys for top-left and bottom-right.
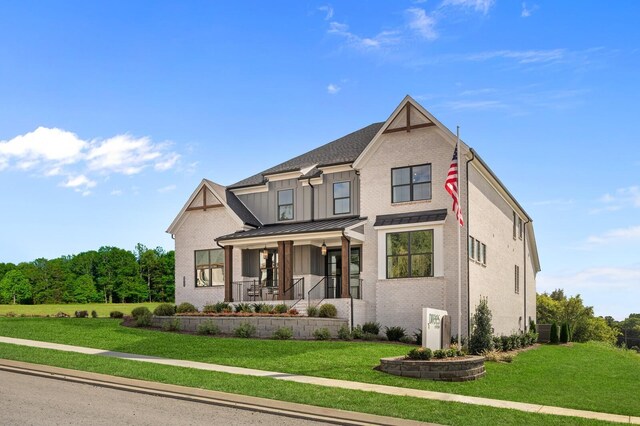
[
  {"x1": 278, "y1": 189, "x2": 294, "y2": 221},
  {"x1": 391, "y1": 164, "x2": 431, "y2": 203},
  {"x1": 333, "y1": 181, "x2": 351, "y2": 215},
  {"x1": 195, "y1": 249, "x2": 224, "y2": 287},
  {"x1": 386, "y1": 230, "x2": 433, "y2": 278}
]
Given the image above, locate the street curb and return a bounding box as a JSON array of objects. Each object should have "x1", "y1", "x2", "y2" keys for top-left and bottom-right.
[{"x1": 0, "y1": 359, "x2": 434, "y2": 426}]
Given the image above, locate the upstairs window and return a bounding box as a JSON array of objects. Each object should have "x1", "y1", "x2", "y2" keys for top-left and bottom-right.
[
  {"x1": 333, "y1": 181, "x2": 351, "y2": 215},
  {"x1": 468, "y1": 236, "x2": 476, "y2": 260},
  {"x1": 386, "y1": 230, "x2": 433, "y2": 278},
  {"x1": 195, "y1": 249, "x2": 224, "y2": 287},
  {"x1": 518, "y1": 217, "x2": 524, "y2": 239},
  {"x1": 513, "y1": 211, "x2": 517, "y2": 239},
  {"x1": 469, "y1": 236, "x2": 487, "y2": 265},
  {"x1": 515, "y1": 265, "x2": 520, "y2": 294},
  {"x1": 391, "y1": 164, "x2": 431, "y2": 203},
  {"x1": 278, "y1": 189, "x2": 294, "y2": 221}
]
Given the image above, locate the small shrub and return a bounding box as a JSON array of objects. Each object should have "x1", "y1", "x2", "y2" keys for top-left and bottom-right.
[
  {"x1": 288, "y1": 308, "x2": 299, "y2": 316},
  {"x1": 252, "y1": 303, "x2": 268, "y2": 313},
  {"x1": 272, "y1": 327, "x2": 293, "y2": 340},
  {"x1": 500, "y1": 335, "x2": 512, "y2": 351},
  {"x1": 196, "y1": 320, "x2": 220, "y2": 335},
  {"x1": 385, "y1": 326, "x2": 406, "y2": 342},
  {"x1": 407, "y1": 347, "x2": 432, "y2": 360},
  {"x1": 163, "y1": 318, "x2": 181, "y2": 332},
  {"x1": 154, "y1": 303, "x2": 176, "y2": 316},
  {"x1": 131, "y1": 306, "x2": 151, "y2": 319},
  {"x1": 203, "y1": 302, "x2": 230, "y2": 313},
  {"x1": 560, "y1": 323, "x2": 570, "y2": 343},
  {"x1": 529, "y1": 318, "x2": 537, "y2": 334},
  {"x1": 259, "y1": 304, "x2": 275, "y2": 314},
  {"x1": 492, "y1": 336, "x2": 502, "y2": 351},
  {"x1": 109, "y1": 311, "x2": 124, "y2": 319},
  {"x1": 362, "y1": 322, "x2": 380, "y2": 335},
  {"x1": 445, "y1": 348, "x2": 457, "y2": 357},
  {"x1": 313, "y1": 328, "x2": 331, "y2": 340},
  {"x1": 74, "y1": 310, "x2": 88, "y2": 318},
  {"x1": 433, "y1": 349, "x2": 447, "y2": 359},
  {"x1": 318, "y1": 303, "x2": 337, "y2": 318},
  {"x1": 337, "y1": 325, "x2": 352, "y2": 340},
  {"x1": 413, "y1": 329, "x2": 423, "y2": 345},
  {"x1": 176, "y1": 302, "x2": 198, "y2": 314},
  {"x1": 54, "y1": 312, "x2": 70, "y2": 318},
  {"x1": 399, "y1": 335, "x2": 415, "y2": 344},
  {"x1": 351, "y1": 325, "x2": 364, "y2": 339},
  {"x1": 234, "y1": 303, "x2": 254, "y2": 313},
  {"x1": 234, "y1": 322, "x2": 256, "y2": 338},
  {"x1": 91, "y1": 310, "x2": 98, "y2": 318},
  {"x1": 5, "y1": 312, "x2": 16, "y2": 317},
  {"x1": 135, "y1": 312, "x2": 152, "y2": 327},
  {"x1": 306, "y1": 306, "x2": 319, "y2": 317},
  {"x1": 361, "y1": 332, "x2": 378, "y2": 341},
  {"x1": 450, "y1": 343, "x2": 465, "y2": 356},
  {"x1": 509, "y1": 334, "x2": 521, "y2": 350},
  {"x1": 469, "y1": 297, "x2": 493, "y2": 355},
  {"x1": 550, "y1": 322, "x2": 560, "y2": 344},
  {"x1": 273, "y1": 304, "x2": 289, "y2": 314}
]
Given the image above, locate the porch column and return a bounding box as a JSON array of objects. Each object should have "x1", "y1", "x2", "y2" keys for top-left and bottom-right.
[
  {"x1": 341, "y1": 235, "x2": 350, "y2": 298},
  {"x1": 283, "y1": 240, "x2": 293, "y2": 300},
  {"x1": 224, "y1": 245, "x2": 234, "y2": 302},
  {"x1": 277, "y1": 241, "x2": 285, "y2": 300}
]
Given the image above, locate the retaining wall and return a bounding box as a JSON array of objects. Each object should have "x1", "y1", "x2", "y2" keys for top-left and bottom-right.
[
  {"x1": 152, "y1": 316, "x2": 348, "y2": 339},
  {"x1": 379, "y1": 356, "x2": 485, "y2": 382}
]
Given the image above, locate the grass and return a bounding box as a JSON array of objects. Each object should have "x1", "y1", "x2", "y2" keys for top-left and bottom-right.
[
  {"x1": 0, "y1": 303, "x2": 162, "y2": 317},
  {"x1": 0, "y1": 318, "x2": 638, "y2": 418},
  {"x1": 0, "y1": 343, "x2": 612, "y2": 426}
]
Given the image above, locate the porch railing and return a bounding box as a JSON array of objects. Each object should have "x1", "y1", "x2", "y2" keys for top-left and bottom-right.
[
  {"x1": 232, "y1": 278, "x2": 304, "y2": 303},
  {"x1": 307, "y1": 275, "x2": 362, "y2": 309},
  {"x1": 284, "y1": 277, "x2": 305, "y2": 309}
]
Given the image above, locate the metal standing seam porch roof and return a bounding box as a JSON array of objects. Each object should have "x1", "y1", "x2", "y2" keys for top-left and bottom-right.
[
  {"x1": 373, "y1": 209, "x2": 447, "y2": 227},
  {"x1": 216, "y1": 216, "x2": 366, "y2": 242}
]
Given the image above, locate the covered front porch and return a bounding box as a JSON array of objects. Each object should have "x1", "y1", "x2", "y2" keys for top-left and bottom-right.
[{"x1": 215, "y1": 217, "x2": 366, "y2": 306}]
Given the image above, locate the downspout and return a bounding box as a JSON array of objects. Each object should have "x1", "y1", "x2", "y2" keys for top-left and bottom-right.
[
  {"x1": 465, "y1": 149, "x2": 475, "y2": 341},
  {"x1": 307, "y1": 177, "x2": 315, "y2": 222},
  {"x1": 342, "y1": 230, "x2": 353, "y2": 329},
  {"x1": 523, "y1": 219, "x2": 530, "y2": 331}
]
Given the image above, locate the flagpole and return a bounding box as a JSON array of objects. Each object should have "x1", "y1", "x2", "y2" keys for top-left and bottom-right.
[{"x1": 456, "y1": 126, "x2": 462, "y2": 344}]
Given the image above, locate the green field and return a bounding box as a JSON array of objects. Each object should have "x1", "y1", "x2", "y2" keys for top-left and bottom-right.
[
  {"x1": 0, "y1": 303, "x2": 162, "y2": 317},
  {"x1": 0, "y1": 317, "x2": 638, "y2": 420}
]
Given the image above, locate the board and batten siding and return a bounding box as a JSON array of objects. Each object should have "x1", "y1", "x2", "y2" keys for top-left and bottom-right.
[{"x1": 237, "y1": 171, "x2": 360, "y2": 225}]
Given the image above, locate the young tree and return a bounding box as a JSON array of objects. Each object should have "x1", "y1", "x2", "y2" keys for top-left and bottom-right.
[
  {"x1": 0, "y1": 269, "x2": 32, "y2": 304},
  {"x1": 469, "y1": 297, "x2": 493, "y2": 355},
  {"x1": 550, "y1": 322, "x2": 560, "y2": 344}
]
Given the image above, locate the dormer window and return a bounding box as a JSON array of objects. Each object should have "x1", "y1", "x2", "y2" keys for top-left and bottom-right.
[
  {"x1": 278, "y1": 189, "x2": 294, "y2": 221},
  {"x1": 391, "y1": 164, "x2": 431, "y2": 203}
]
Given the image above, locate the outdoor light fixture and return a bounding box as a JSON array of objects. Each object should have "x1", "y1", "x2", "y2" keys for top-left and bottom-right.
[
  {"x1": 262, "y1": 246, "x2": 269, "y2": 260},
  {"x1": 321, "y1": 241, "x2": 327, "y2": 256}
]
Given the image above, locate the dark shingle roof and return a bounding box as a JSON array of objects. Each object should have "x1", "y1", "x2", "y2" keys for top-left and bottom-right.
[
  {"x1": 216, "y1": 217, "x2": 366, "y2": 242},
  {"x1": 374, "y1": 209, "x2": 447, "y2": 227},
  {"x1": 229, "y1": 122, "x2": 384, "y2": 188},
  {"x1": 225, "y1": 190, "x2": 262, "y2": 227}
]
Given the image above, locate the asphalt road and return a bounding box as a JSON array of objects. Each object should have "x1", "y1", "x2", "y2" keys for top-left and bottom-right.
[{"x1": 0, "y1": 370, "x2": 335, "y2": 426}]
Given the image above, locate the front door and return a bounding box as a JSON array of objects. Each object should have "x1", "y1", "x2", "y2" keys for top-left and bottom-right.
[{"x1": 325, "y1": 248, "x2": 360, "y2": 299}]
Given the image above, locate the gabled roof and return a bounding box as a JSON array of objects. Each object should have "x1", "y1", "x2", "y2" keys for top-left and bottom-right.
[{"x1": 229, "y1": 122, "x2": 384, "y2": 189}]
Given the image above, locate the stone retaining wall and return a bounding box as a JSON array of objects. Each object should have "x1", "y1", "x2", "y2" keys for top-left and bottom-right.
[
  {"x1": 378, "y1": 356, "x2": 485, "y2": 381},
  {"x1": 152, "y1": 316, "x2": 348, "y2": 339}
]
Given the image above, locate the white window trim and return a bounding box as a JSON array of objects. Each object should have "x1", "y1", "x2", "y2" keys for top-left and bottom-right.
[{"x1": 375, "y1": 222, "x2": 444, "y2": 280}]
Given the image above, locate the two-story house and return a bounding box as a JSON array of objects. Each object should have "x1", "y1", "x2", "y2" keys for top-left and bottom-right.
[{"x1": 166, "y1": 96, "x2": 540, "y2": 338}]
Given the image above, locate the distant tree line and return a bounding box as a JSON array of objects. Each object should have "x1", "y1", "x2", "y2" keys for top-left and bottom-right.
[
  {"x1": 605, "y1": 314, "x2": 640, "y2": 349},
  {"x1": 0, "y1": 244, "x2": 174, "y2": 304}
]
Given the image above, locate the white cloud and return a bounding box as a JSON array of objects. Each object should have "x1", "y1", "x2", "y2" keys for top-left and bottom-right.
[
  {"x1": 463, "y1": 49, "x2": 566, "y2": 64},
  {"x1": 327, "y1": 83, "x2": 341, "y2": 95},
  {"x1": 539, "y1": 266, "x2": 640, "y2": 293},
  {"x1": 585, "y1": 225, "x2": 640, "y2": 245},
  {"x1": 0, "y1": 127, "x2": 181, "y2": 194},
  {"x1": 157, "y1": 184, "x2": 177, "y2": 193},
  {"x1": 110, "y1": 189, "x2": 123, "y2": 196},
  {"x1": 441, "y1": 0, "x2": 495, "y2": 15},
  {"x1": 328, "y1": 21, "x2": 401, "y2": 50},
  {"x1": 406, "y1": 8, "x2": 438, "y2": 40},
  {"x1": 521, "y1": 2, "x2": 538, "y2": 17},
  {"x1": 594, "y1": 186, "x2": 640, "y2": 213},
  {"x1": 318, "y1": 5, "x2": 334, "y2": 20},
  {"x1": 442, "y1": 100, "x2": 506, "y2": 110}
]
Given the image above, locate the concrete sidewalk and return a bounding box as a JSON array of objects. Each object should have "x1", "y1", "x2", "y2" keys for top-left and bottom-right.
[{"x1": 1, "y1": 336, "x2": 638, "y2": 424}]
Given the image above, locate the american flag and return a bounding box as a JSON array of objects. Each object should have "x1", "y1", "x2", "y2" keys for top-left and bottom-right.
[{"x1": 445, "y1": 147, "x2": 464, "y2": 226}]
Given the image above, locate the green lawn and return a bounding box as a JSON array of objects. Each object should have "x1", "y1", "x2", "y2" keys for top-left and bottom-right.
[
  {"x1": 0, "y1": 343, "x2": 612, "y2": 426},
  {"x1": 0, "y1": 318, "x2": 638, "y2": 418},
  {"x1": 0, "y1": 303, "x2": 162, "y2": 317}
]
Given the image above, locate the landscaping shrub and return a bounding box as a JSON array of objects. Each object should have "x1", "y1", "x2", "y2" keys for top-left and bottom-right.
[
  {"x1": 234, "y1": 322, "x2": 256, "y2": 338},
  {"x1": 433, "y1": 349, "x2": 447, "y2": 359},
  {"x1": 469, "y1": 297, "x2": 493, "y2": 355},
  {"x1": 413, "y1": 329, "x2": 423, "y2": 345},
  {"x1": 362, "y1": 322, "x2": 380, "y2": 335},
  {"x1": 385, "y1": 326, "x2": 406, "y2": 342},
  {"x1": 91, "y1": 310, "x2": 98, "y2": 318},
  {"x1": 399, "y1": 335, "x2": 415, "y2": 344},
  {"x1": 288, "y1": 308, "x2": 299, "y2": 316},
  {"x1": 318, "y1": 303, "x2": 337, "y2": 318},
  {"x1": 550, "y1": 322, "x2": 560, "y2": 344},
  {"x1": 135, "y1": 312, "x2": 152, "y2": 327},
  {"x1": 109, "y1": 311, "x2": 124, "y2": 319},
  {"x1": 337, "y1": 325, "x2": 352, "y2": 340},
  {"x1": 176, "y1": 302, "x2": 198, "y2": 314},
  {"x1": 500, "y1": 335, "x2": 511, "y2": 351},
  {"x1": 74, "y1": 310, "x2": 88, "y2": 318},
  {"x1": 351, "y1": 325, "x2": 363, "y2": 339},
  {"x1": 131, "y1": 306, "x2": 151, "y2": 319},
  {"x1": 234, "y1": 303, "x2": 253, "y2": 313},
  {"x1": 509, "y1": 334, "x2": 521, "y2": 350},
  {"x1": 252, "y1": 303, "x2": 268, "y2": 313},
  {"x1": 196, "y1": 320, "x2": 220, "y2": 335},
  {"x1": 529, "y1": 318, "x2": 537, "y2": 333},
  {"x1": 306, "y1": 306, "x2": 319, "y2": 317},
  {"x1": 450, "y1": 343, "x2": 465, "y2": 356},
  {"x1": 272, "y1": 327, "x2": 293, "y2": 340},
  {"x1": 154, "y1": 303, "x2": 176, "y2": 316},
  {"x1": 361, "y1": 332, "x2": 378, "y2": 341},
  {"x1": 483, "y1": 349, "x2": 513, "y2": 363},
  {"x1": 163, "y1": 318, "x2": 181, "y2": 332},
  {"x1": 54, "y1": 312, "x2": 70, "y2": 318},
  {"x1": 445, "y1": 348, "x2": 457, "y2": 357},
  {"x1": 492, "y1": 336, "x2": 502, "y2": 351},
  {"x1": 407, "y1": 347, "x2": 432, "y2": 360},
  {"x1": 560, "y1": 323, "x2": 570, "y2": 343},
  {"x1": 273, "y1": 304, "x2": 289, "y2": 314},
  {"x1": 203, "y1": 302, "x2": 230, "y2": 313},
  {"x1": 313, "y1": 328, "x2": 331, "y2": 340}
]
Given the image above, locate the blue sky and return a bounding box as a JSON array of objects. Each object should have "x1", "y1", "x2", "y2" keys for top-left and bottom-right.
[{"x1": 0, "y1": 1, "x2": 638, "y2": 319}]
